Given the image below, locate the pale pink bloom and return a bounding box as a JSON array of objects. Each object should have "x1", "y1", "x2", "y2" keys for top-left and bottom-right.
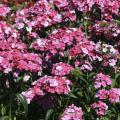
[
  {"x1": 52, "y1": 62, "x2": 73, "y2": 76},
  {"x1": 60, "y1": 104, "x2": 83, "y2": 120},
  {"x1": 94, "y1": 73, "x2": 112, "y2": 89},
  {"x1": 0, "y1": 4, "x2": 10, "y2": 16}
]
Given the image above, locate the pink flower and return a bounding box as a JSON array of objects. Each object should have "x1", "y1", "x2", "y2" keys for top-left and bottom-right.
[
  {"x1": 94, "y1": 73, "x2": 112, "y2": 89},
  {"x1": 32, "y1": 76, "x2": 71, "y2": 94},
  {"x1": 81, "y1": 61, "x2": 93, "y2": 71},
  {"x1": 91, "y1": 101, "x2": 108, "y2": 116},
  {"x1": 0, "y1": 4, "x2": 10, "y2": 17},
  {"x1": 52, "y1": 62, "x2": 73, "y2": 76},
  {"x1": 68, "y1": 41, "x2": 96, "y2": 59},
  {"x1": 109, "y1": 88, "x2": 120, "y2": 103},
  {"x1": 60, "y1": 104, "x2": 83, "y2": 120},
  {"x1": 22, "y1": 86, "x2": 45, "y2": 104},
  {"x1": 22, "y1": 76, "x2": 71, "y2": 103},
  {"x1": 96, "y1": 89, "x2": 109, "y2": 100}
]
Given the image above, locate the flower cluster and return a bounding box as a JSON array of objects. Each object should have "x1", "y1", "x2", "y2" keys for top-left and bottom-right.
[
  {"x1": 97, "y1": 88, "x2": 120, "y2": 103},
  {"x1": 0, "y1": 4, "x2": 10, "y2": 17},
  {"x1": 22, "y1": 76, "x2": 71, "y2": 103},
  {"x1": 89, "y1": 20, "x2": 120, "y2": 42},
  {"x1": 72, "y1": 0, "x2": 120, "y2": 16},
  {"x1": 31, "y1": 27, "x2": 86, "y2": 55},
  {"x1": 15, "y1": 0, "x2": 62, "y2": 31},
  {"x1": 60, "y1": 104, "x2": 83, "y2": 120},
  {"x1": 51, "y1": 62, "x2": 73, "y2": 76},
  {"x1": 94, "y1": 73, "x2": 112, "y2": 89},
  {"x1": 91, "y1": 101, "x2": 108, "y2": 116},
  {"x1": 0, "y1": 51, "x2": 42, "y2": 73},
  {"x1": 0, "y1": 0, "x2": 120, "y2": 119},
  {"x1": 95, "y1": 42, "x2": 118, "y2": 67}
]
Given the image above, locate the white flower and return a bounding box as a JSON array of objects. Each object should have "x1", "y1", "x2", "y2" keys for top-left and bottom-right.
[
  {"x1": 56, "y1": 66, "x2": 63, "y2": 71},
  {"x1": 50, "y1": 80, "x2": 58, "y2": 87},
  {"x1": 113, "y1": 33, "x2": 118, "y2": 37},
  {"x1": 38, "y1": 71, "x2": 42, "y2": 76},
  {"x1": 66, "y1": 30, "x2": 72, "y2": 33},
  {"x1": 70, "y1": 10, "x2": 75, "y2": 13},
  {"x1": 109, "y1": 46, "x2": 115, "y2": 54},
  {"x1": 102, "y1": 47, "x2": 108, "y2": 53},
  {"x1": 37, "y1": 39, "x2": 45, "y2": 46},
  {"x1": 23, "y1": 75, "x2": 30, "y2": 82},
  {"x1": 71, "y1": 28, "x2": 77, "y2": 31},
  {"x1": 4, "y1": 68, "x2": 12, "y2": 73},
  {"x1": 109, "y1": 59, "x2": 116, "y2": 67},
  {"x1": 52, "y1": 29, "x2": 58, "y2": 34},
  {"x1": 97, "y1": 56, "x2": 103, "y2": 61},
  {"x1": 42, "y1": 21, "x2": 49, "y2": 27},
  {"x1": 17, "y1": 23, "x2": 24, "y2": 29},
  {"x1": 19, "y1": 10, "x2": 24, "y2": 15},
  {"x1": 26, "y1": 27, "x2": 32, "y2": 32},
  {"x1": 116, "y1": 30, "x2": 120, "y2": 34},
  {"x1": 81, "y1": 48, "x2": 88, "y2": 54},
  {"x1": 13, "y1": 33, "x2": 17, "y2": 38},
  {"x1": 4, "y1": 27, "x2": 11, "y2": 34}
]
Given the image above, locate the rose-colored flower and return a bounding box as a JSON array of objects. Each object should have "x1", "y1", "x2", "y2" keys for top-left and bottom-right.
[
  {"x1": 52, "y1": 62, "x2": 73, "y2": 76},
  {"x1": 91, "y1": 101, "x2": 108, "y2": 116},
  {"x1": 94, "y1": 73, "x2": 112, "y2": 89},
  {"x1": 60, "y1": 104, "x2": 83, "y2": 120},
  {"x1": 0, "y1": 4, "x2": 10, "y2": 17}
]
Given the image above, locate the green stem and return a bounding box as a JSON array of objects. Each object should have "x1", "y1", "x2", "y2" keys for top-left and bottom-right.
[
  {"x1": 9, "y1": 96, "x2": 12, "y2": 120},
  {"x1": 9, "y1": 79, "x2": 13, "y2": 120}
]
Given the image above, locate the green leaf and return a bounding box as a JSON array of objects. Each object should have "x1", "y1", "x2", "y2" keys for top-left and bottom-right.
[
  {"x1": 69, "y1": 93, "x2": 78, "y2": 98},
  {"x1": 117, "y1": 114, "x2": 120, "y2": 120},
  {"x1": 71, "y1": 68, "x2": 81, "y2": 78},
  {"x1": 45, "y1": 109, "x2": 54, "y2": 120},
  {"x1": 88, "y1": 73, "x2": 96, "y2": 79},
  {"x1": 0, "y1": 116, "x2": 8, "y2": 120},
  {"x1": 16, "y1": 94, "x2": 28, "y2": 114}
]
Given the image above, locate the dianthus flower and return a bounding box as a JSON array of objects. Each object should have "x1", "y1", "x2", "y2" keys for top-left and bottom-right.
[
  {"x1": 51, "y1": 62, "x2": 73, "y2": 76},
  {"x1": 91, "y1": 101, "x2": 108, "y2": 116},
  {"x1": 31, "y1": 27, "x2": 86, "y2": 55},
  {"x1": 68, "y1": 40, "x2": 96, "y2": 59},
  {"x1": 32, "y1": 76, "x2": 71, "y2": 94},
  {"x1": 90, "y1": 20, "x2": 120, "y2": 41},
  {"x1": 109, "y1": 88, "x2": 120, "y2": 103},
  {"x1": 50, "y1": 0, "x2": 76, "y2": 21},
  {"x1": 60, "y1": 104, "x2": 83, "y2": 120},
  {"x1": 96, "y1": 89, "x2": 109, "y2": 100},
  {"x1": 22, "y1": 86, "x2": 45, "y2": 104},
  {"x1": 0, "y1": 4, "x2": 10, "y2": 17},
  {"x1": 16, "y1": 52, "x2": 42, "y2": 72},
  {"x1": 0, "y1": 50, "x2": 42, "y2": 73},
  {"x1": 15, "y1": 0, "x2": 62, "y2": 32},
  {"x1": 94, "y1": 73, "x2": 112, "y2": 89},
  {"x1": 22, "y1": 76, "x2": 71, "y2": 103},
  {"x1": 81, "y1": 61, "x2": 93, "y2": 71},
  {"x1": 72, "y1": 0, "x2": 120, "y2": 15}
]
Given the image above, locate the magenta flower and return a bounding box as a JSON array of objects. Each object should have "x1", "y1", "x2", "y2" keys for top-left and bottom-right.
[
  {"x1": 22, "y1": 76, "x2": 71, "y2": 103},
  {"x1": 94, "y1": 73, "x2": 112, "y2": 89},
  {"x1": 0, "y1": 4, "x2": 10, "y2": 17},
  {"x1": 60, "y1": 104, "x2": 83, "y2": 120},
  {"x1": 109, "y1": 88, "x2": 120, "y2": 103},
  {"x1": 81, "y1": 61, "x2": 93, "y2": 71},
  {"x1": 52, "y1": 62, "x2": 73, "y2": 76},
  {"x1": 91, "y1": 101, "x2": 108, "y2": 116},
  {"x1": 96, "y1": 89, "x2": 109, "y2": 100}
]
